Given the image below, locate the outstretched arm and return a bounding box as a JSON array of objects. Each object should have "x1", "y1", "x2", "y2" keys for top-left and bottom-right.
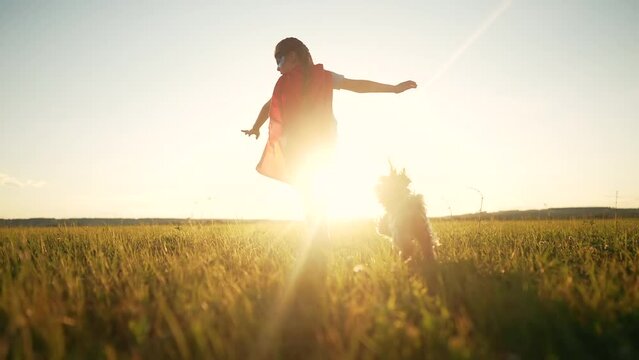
[
  {"x1": 340, "y1": 78, "x2": 417, "y2": 94},
  {"x1": 242, "y1": 99, "x2": 271, "y2": 139}
]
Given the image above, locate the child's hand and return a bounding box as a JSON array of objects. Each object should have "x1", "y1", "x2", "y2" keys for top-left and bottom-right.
[
  {"x1": 242, "y1": 128, "x2": 260, "y2": 139},
  {"x1": 394, "y1": 81, "x2": 417, "y2": 93}
]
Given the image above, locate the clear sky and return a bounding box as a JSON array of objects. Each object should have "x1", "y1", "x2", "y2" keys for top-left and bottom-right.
[{"x1": 1, "y1": 0, "x2": 638, "y2": 220}]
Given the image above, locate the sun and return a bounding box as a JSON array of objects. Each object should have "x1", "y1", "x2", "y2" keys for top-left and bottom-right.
[{"x1": 302, "y1": 144, "x2": 384, "y2": 220}]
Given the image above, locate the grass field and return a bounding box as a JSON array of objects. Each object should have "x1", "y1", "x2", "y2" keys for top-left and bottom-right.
[{"x1": 1, "y1": 219, "x2": 638, "y2": 359}]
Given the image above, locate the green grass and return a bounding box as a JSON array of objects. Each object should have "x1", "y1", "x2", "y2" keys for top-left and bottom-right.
[{"x1": 1, "y1": 219, "x2": 638, "y2": 359}]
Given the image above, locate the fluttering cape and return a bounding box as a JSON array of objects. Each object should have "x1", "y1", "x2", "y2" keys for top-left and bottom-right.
[{"x1": 256, "y1": 64, "x2": 336, "y2": 184}]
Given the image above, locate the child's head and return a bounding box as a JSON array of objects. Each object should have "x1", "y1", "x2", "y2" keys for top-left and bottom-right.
[{"x1": 274, "y1": 37, "x2": 314, "y2": 74}]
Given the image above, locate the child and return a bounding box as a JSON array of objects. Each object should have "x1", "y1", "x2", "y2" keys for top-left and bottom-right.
[{"x1": 242, "y1": 37, "x2": 416, "y2": 234}]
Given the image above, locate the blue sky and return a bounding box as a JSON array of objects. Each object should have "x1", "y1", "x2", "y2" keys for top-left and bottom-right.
[{"x1": 1, "y1": 0, "x2": 638, "y2": 219}]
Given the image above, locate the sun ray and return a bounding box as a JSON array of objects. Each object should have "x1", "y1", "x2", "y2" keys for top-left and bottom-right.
[
  {"x1": 251, "y1": 217, "x2": 326, "y2": 358},
  {"x1": 424, "y1": 0, "x2": 512, "y2": 88}
]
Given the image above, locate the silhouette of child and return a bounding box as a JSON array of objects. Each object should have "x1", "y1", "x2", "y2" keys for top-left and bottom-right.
[{"x1": 242, "y1": 37, "x2": 416, "y2": 235}]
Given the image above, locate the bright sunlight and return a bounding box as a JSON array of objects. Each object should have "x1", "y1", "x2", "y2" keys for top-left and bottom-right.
[{"x1": 302, "y1": 141, "x2": 385, "y2": 220}]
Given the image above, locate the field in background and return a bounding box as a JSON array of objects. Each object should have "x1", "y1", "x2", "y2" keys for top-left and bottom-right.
[{"x1": 1, "y1": 219, "x2": 638, "y2": 359}]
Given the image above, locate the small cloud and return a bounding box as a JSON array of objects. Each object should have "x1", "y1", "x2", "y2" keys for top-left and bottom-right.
[{"x1": 0, "y1": 173, "x2": 46, "y2": 188}]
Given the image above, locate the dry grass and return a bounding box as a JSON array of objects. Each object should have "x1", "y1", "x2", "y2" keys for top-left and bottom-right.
[{"x1": 1, "y1": 219, "x2": 638, "y2": 359}]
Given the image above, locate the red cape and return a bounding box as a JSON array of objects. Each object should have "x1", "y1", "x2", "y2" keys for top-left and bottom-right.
[{"x1": 256, "y1": 64, "x2": 336, "y2": 184}]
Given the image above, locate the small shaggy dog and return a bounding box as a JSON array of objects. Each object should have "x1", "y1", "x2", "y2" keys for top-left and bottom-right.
[{"x1": 376, "y1": 165, "x2": 437, "y2": 266}]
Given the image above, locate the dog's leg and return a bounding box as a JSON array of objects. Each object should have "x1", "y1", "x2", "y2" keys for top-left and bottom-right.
[
  {"x1": 417, "y1": 222, "x2": 436, "y2": 264},
  {"x1": 394, "y1": 227, "x2": 415, "y2": 263}
]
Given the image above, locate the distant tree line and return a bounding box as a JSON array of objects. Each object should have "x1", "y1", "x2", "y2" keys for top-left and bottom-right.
[
  {"x1": 2, "y1": 208, "x2": 639, "y2": 227},
  {"x1": 0, "y1": 218, "x2": 286, "y2": 228},
  {"x1": 444, "y1": 207, "x2": 639, "y2": 221}
]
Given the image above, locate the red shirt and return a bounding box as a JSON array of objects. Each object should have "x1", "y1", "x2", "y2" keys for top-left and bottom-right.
[{"x1": 256, "y1": 64, "x2": 336, "y2": 184}]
